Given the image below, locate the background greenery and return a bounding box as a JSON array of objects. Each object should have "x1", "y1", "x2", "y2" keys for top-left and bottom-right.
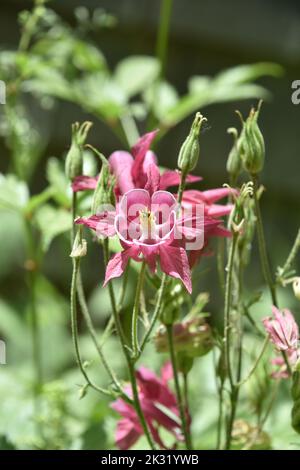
[{"x1": 0, "y1": 0, "x2": 299, "y2": 450}]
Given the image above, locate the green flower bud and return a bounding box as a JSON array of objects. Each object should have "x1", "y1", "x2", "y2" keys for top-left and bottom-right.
[
  {"x1": 65, "y1": 121, "x2": 92, "y2": 181},
  {"x1": 177, "y1": 353, "x2": 194, "y2": 375},
  {"x1": 293, "y1": 278, "x2": 300, "y2": 301},
  {"x1": 226, "y1": 127, "x2": 242, "y2": 182},
  {"x1": 92, "y1": 163, "x2": 110, "y2": 214},
  {"x1": 70, "y1": 228, "x2": 87, "y2": 258},
  {"x1": 177, "y1": 112, "x2": 207, "y2": 174},
  {"x1": 239, "y1": 102, "x2": 265, "y2": 175},
  {"x1": 154, "y1": 318, "x2": 213, "y2": 358}
]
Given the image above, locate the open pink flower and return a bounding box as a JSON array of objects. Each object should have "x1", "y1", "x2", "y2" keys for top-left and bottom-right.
[
  {"x1": 262, "y1": 306, "x2": 299, "y2": 352},
  {"x1": 72, "y1": 130, "x2": 201, "y2": 194},
  {"x1": 76, "y1": 188, "x2": 207, "y2": 293},
  {"x1": 111, "y1": 363, "x2": 184, "y2": 449}
]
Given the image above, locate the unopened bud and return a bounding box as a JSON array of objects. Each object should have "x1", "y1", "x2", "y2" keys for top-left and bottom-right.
[
  {"x1": 226, "y1": 127, "x2": 242, "y2": 181},
  {"x1": 154, "y1": 318, "x2": 213, "y2": 358},
  {"x1": 92, "y1": 162, "x2": 110, "y2": 214},
  {"x1": 78, "y1": 383, "x2": 89, "y2": 399},
  {"x1": 293, "y1": 278, "x2": 300, "y2": 301},
  {"x1": 239, "y1": 102, "x2": 265, "y2": 175},
  {"x1": 177, "y1": 112, "x2": 207, "y2": 174},
  {"x1": 70, "y1": 230, "x2": 87, "y2": 258},
  {"x1": 65, "y1": 121, "x2": 93, "y2": 181}
]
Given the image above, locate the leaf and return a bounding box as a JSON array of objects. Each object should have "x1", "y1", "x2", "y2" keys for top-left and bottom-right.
[
  {"x1": 0, "y1": 174, "x2": 29, "y2": 211},
  {"x1": 46, "y1": 157, "x2": 70, "y2": 207},
  {"x1": 143, "y1": 81, "x2": 179, "y2": 121},
  {"x1": 161, "y1": 62, "x2": 283, "y2": 127},
  {"x1": 73, "y1": 41, "x2": 107, "y2": 72},
  {"x1": 34, "y1": 204, "x2": 72, "y2": 251},
  {"x1": 114, "y1": 56, "x2": 160, "y2": 98}
]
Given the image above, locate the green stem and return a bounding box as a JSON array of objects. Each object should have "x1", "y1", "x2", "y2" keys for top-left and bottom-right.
[
  {"x1": 103, "y1": 240, "x2": 155, "y2": 449},
  {"x1": 140, "y1": 273, "x2": 167, "y2": 353},
  {"x1": 183, "y1": 373, "x2": 193, "y2": 449},
  {"x1": 236, "y1": 336, "x2": 269, "y2": 387},
  {"x1": 70, "y1": 258, "x2": 111, "y2": 397},
  {"x1": 251, "y1": 175, "x2": 277, "y2": 306},
  {"x1": 224, "y1": 233, "x2": 238, "y2": 389},
  {"x1": 19, "y1": 0, "x2": 44, "y2": 52},
  {"x1": 216, "y1": 382, "x2": 224, "y2": 449},
  {"x1": 120, "y1": 114, "x2": 139, "y2": 148},
  {"x1": 166, "y1": 325, "x2": 192, "y2": 450},
  {"x1": 76, "y1": 272, "x2": 129, "y2": 400},
  {"x1": 131, "y1": 261, "x2": 147, "y2": 358},
  {"x1": 279, "y1": 228, "x2": 300, "y2": 280},
  {"x1": 156, "y1": 0, "x2": 173, "y2": 80},
  {"x1": 225, "y1": 386, "x2": 239, "y2": 450},
  {"x1": 24, "y1": 218, "x2": 42, "y2": 393}
]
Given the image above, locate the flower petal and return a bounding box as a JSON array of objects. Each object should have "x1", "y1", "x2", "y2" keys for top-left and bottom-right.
[
  {"x1": 103, "y1": 246, "x2": 140, "y2": 286},
  {"x1": 72, "y1": 175, "x2": 98, "y2": 192},
  {"x1": 109, "y1": 151, "x2": 135, "y2": 195},
  {"x1": 159, "y1": 244, "x2": 192, "y2": 293},
  {"x1": 75, "y1": 212, "x2": 116, "y2": 237}
]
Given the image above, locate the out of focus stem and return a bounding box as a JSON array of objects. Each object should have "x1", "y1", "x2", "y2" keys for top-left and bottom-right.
[
  {"x1": 166, "y1": 325, "x2": 192, "y2": 450},
  {"x1": 131, "y1": 261, "x2": 146, "y2": 357},
  {"x1": 251, "y1": 175, "x2": 277, "y2": 306},
  {"x1": 156, "y1": 0, "x2": 173, "y2": 80},
  {"x1": 24, "y1": 218, "x2": 42, "y2": 394}
]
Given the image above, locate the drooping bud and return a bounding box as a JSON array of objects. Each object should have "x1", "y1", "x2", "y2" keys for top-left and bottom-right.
[
  {"x1": 238, "y1": 102, "x2": 265, "y2": 175},
  {"x1": 226, "y1": 127, "x2": 242, "y2": 182},
  {"x1": 177, "y1": 112, "x2": 207, "y2": 174},
  {"x1": 65, "y1": 121, "x2": 93, "y2": 181},
  {"x1": 293, "y1": 278, "x2": 300, "y2": 301},
  {"x1": 154, "y1": 318, "x2": 213, "y2": 358}
]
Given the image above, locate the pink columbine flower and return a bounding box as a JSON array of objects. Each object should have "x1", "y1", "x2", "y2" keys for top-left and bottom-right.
[
  {"x1": 76, "y1": 187, "x2": 212, "y2": 292},
  {"x1": 111, "y1": 363, "x2": 184, "y2": 449},
  {"x1": 72, "y1": 130, "x2": 201, "y2": 194},
  {"x1": 262, "y1": 306, "x2": 299, "y2": 352}
]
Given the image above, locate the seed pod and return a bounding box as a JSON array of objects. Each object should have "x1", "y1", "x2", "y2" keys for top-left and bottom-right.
[
  {"x1": 226, "y1": 127, "x2": 242, "y2": 182},
  {"x1": 177, "y1": 112, "x2": 207, "y2": 174},
  {"x1": 92, "y1": 162, "x2": 110, "y2": 214},
  {"x1": 65, "y1": 121, "x2": 92, "y2": 181},
  {"x1": 239, "y1": 102, "x2": 265, "y2": 175}
]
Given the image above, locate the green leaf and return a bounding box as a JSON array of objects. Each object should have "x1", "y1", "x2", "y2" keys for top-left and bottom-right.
[
  {"x1": 213, "y1": 62, "x2": 283, "y2": 86},
  {"x1": 34, "y1": 204, "x2": 72, "y2": 251},
  {"x1": 143, "y1": 81, "x2": 179, "y2": 121},
  {"x1": 114, "y1": 55, "x2": 160, "y2": 98},
  {"x1": 0, "y1": 174, "x2": 29, "y2": 211}
]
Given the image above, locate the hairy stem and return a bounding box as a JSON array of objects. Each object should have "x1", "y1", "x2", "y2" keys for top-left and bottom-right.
[{"x1": 166, "y1": 325, "x2": 192, "y2": 450}]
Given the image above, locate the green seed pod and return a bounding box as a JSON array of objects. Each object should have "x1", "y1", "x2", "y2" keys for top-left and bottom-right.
[
  {"x1": 239, "y1": 102, "x2": 265, "y2": 175},
  {"x1": 177, "y1": 112, "x2": 207, "y2": 174},
  {"x1": 177, "y1": 353, "x2": 194, "y2": 375},
  {"x1": 92, "y1": 162, "x2": 110, "y2": 214},
  {"x1": 226, "y1": 127, "x2": 242, "y2": 182},
  {"x1": 65, "y1": 121, "x2": 93, "y2": 181}
]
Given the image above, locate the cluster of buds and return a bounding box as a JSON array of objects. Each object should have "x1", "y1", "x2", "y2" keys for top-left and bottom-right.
[{"x1": 226, "y1": 101, "x2": 265, "y2": 180}]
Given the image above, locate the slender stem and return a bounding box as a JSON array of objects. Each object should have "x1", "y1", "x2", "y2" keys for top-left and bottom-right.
[
  {"x1": 177, "y1": 170, "x2": 187, "y2": 205},
  {"x1": 103, "y1": 240, "x2": 155, "y2": 449},
  {"x1": 140, "y1": 273, "x2": 167, "y2": 353},
  {"x1": 19, "y1": 0, "x2": 44, "y2": 52},
  {"x1": 24, "y1": 218, "x2": 42, "y2": 393},
  {"x1": 183, "y1": 373, "x2": 193, "y2": 449},
  {"x1": 76, "y1": 272, "x2": 129, "y2": 400},
  {"x1": 70, "y1": 258, "x2": 111, "y2": 397},
  {"x1": 236, "y1": 336, "x2": 269, "y2": 387},
  {"x1": 166, "y1": 325, "x2": 192, "y2": 450},
  {"x1": 224, "y1": 233, "x2": 238, "y2": 389},
  {"x1": 225, "y1": 386, "x2": 239, "y2": 450},
  {"x1": 251, "y1": 175, "x2": 277, "y2": 306},
  {"x1": 131, "y1": 261, "x2": 147, "y2": 358},
  {"x1": 156, "y1": 0, "x2": 173, "y2": 80},
  {"x1": 120, "y1": 114, "x2": 139, "y2": 148},
  {"x1": 278, "y1": 228, "x2": 300, "y2": 280},
  {"x1": 216, "y1": 382, "x2": 224, "y2": 449}
]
